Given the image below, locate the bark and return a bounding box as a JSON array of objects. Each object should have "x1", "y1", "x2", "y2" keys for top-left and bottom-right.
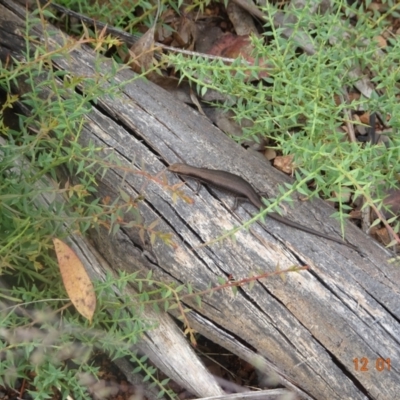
[{"x1": 1, "y1": 1, "x2": 399, "y2": 399}]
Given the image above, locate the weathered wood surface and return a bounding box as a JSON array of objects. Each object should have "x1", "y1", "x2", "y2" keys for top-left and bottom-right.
[
  {"x1": 1, "y1": 1, "x2": 399, "y2": 399},
  {"x1": 0, "y1": 134, "x2": 224, "y2": 400}
]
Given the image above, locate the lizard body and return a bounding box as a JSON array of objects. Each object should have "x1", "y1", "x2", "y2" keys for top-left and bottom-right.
[{"x1": 168, "y1": 163, "x2": 359, "y2": 252}]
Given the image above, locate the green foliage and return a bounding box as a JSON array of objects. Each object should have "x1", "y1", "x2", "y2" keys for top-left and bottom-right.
[
  {"x1": 0, "y1": 5, "x2": 175, "y2": 399},
  {"x1": 0, "y1": 271, "x2": 177, "y2": 399},
  {"x1": 56, "y1": 0, "x2": 176, "y2": 32},
  {"x1": 0, "y1": 37, "x2": 127, "y2": 276},
  {"x1": 168, "y1": 0, "x2": 400, "y2": 234},
  {"x1": 3, "y1": 0, "x2": 397, "y2": 396}
]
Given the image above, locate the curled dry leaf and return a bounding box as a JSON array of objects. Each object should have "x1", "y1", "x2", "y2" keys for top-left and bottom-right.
[
  {"x1": 171, "y1": 17, "x2": 197, "y2": 50},
  {"x1": 53, "y1": 238, "x2": 96, "y2": 322},
  {"x1": 273, "y1": 154, "x2": 295, "y2": 175},
  {"x1": 126, "y1": 26, "x2": 157, "y2": 74}
]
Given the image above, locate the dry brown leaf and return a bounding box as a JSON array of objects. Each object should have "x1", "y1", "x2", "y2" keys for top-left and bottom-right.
[
  {"x1": 53, "y1": 238, "x2": 96, "y2": 322},
  {"x1": 126, "y1": 26, "x2": 157, "y2": 74},
  {"x1": 208, "y1": 34, "x2": 270, "y2": 80},
  {"x1": 273, "y1": 155, "x2": 295, "y2": 175},
  {"x1": 171, "y1": 17, "x2": 197, "y2": 50},
  {"x1": 371, "y1": 226, "x2": 391, "y2": 246},
  {"x1": 375, "y1": 35, "x2": 387, "y2": 48},
  {"x1": 189, "y1": 87, "x2": 206, "y2": 116},
  {"x1": 359, "y1": 112, "x2": 370, "y2": 125}
]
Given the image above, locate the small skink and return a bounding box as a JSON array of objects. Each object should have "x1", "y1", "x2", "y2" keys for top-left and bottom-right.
[{"x1": 168, "y1": 163, "x2": 359, "y2": 251}]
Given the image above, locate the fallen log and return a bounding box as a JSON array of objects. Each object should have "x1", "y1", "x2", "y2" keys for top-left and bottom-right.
[{"x1": 1, "y1": 1, "x2": 399, "y2": 399}]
